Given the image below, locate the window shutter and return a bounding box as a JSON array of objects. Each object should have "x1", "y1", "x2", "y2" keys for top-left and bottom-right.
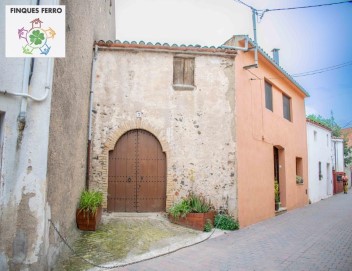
[
  {"x1": 173, "y1": 57, "x2": 184, "y2": 84},
  {"x1": 183, "y1": 58, "x2": 194, "y2": 85}
]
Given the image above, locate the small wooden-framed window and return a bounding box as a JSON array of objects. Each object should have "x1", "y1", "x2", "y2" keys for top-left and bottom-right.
[
  {"x1": 265, "y1": 81, "x2": 273, "y2": 111},
  {"x1": 282, "y1": 93, "x2": 291, "y2": 121},
  {"x1": 173, "y1": 56, "x2": 195, "y2": 90}
]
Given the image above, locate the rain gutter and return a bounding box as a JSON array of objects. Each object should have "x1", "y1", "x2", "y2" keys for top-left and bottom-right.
[{"x1": 86, "y1": 44, "x2": 98, "y2": 189}]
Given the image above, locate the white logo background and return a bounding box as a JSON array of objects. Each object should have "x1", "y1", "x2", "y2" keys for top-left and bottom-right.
[{"x1": 6, "y1": 5, "x2": 65, "y2": 57}]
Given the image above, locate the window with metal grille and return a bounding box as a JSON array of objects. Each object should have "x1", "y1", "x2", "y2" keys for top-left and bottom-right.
[
  {"x1": 265, "y1": 81, "x2": 273, "y2": 111},
  {"x1": 173, "y1": 56, "x2": 195, "y2": 90},
  {"x1": 282, "y1": 94, "x2": 291, "y2": 121}
]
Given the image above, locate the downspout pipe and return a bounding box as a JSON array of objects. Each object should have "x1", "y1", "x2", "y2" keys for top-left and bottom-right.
[
  {"x1": 86, "y1": 44, "x2": 98, "y2": 189},
  {"x1": 221, "y1": 9, "x2": 259, "y2": 70},
  {"x1": 17, "y1": 58, "x2": 31, "y2": 130},
  {"x1": 1, "y1": 59, "x2": 52, "y2": 102},
  {"x1": 17, "y1": 0, "x2": 37, "y2": 129},
  {"x1": 244, "y1": 8, "x2": 258, "y2": 70}
]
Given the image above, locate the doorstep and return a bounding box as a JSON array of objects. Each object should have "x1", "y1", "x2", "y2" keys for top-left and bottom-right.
[{"x1": 275, "y1": 207, "x2": 287, "y2": 216}]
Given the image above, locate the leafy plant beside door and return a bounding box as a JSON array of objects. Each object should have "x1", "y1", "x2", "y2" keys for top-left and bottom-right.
[
  {"x1": 274, "y1": 179, "x2": 281, "y2": 211},
  {"x1": 76, "y1": 190, "x2": 103, "y2": 231},
  {"x1": 168, "y1": 193, "x2": 215, "y2": 231}
]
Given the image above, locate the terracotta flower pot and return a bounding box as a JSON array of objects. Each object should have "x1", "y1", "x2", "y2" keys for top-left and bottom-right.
[
  {"x1": 169, "y1": 211, "x2": 216, "y2": 231},
  {"x1": 76, "y1": 206, "x2": 102, "y2": 231}
]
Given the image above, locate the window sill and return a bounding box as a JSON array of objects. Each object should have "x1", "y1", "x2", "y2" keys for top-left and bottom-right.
[{"x1": 172, "y1": 84, "x2": 195, "y2": 91}]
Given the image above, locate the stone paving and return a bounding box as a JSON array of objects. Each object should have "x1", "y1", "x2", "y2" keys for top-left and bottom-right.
[
  {"x1": 54, "y1": 213, "x2": 205, "y2": 271},
  {"x1": 111, "y1": 192, "x2": 352, "y2": 271}
]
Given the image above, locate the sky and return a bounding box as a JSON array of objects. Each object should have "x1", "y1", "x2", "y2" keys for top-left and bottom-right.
[{"x1": 115, "y1": 0, "x2": 352, "y2": 127}]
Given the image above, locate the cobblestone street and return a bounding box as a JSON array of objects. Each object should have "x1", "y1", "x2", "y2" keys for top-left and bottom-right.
[{"x1": 114, "y1": 193, "x2": 352, "y2": 271}]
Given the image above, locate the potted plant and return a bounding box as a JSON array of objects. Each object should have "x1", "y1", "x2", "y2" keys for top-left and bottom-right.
[
  {"x1": 296, "y1": 175, "x2": 304, "y2": 184},
  {"x1": 274, "y1": 180, "x2": 281, "y2": 211},
  {"x1": 76, "y1": 190, "x2": 103, "y2": 231},
  {"x1": 168, "y1": 193, "x2": 215, "y2": 231}
]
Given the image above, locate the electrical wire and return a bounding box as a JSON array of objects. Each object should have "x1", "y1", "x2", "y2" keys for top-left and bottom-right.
[
  {"x1": 234, "y1": 0, "x2": 352, "y2": 21},
  {"x1": 249, "y1": 59, "x2": 352, "y2": 81},
  {"x1": 234, "y1": 0, "x2": 352, "y2": 11},
  {"x1": 342, "y1": 120, "x2": 352, "y2": 128},
  {"x1": 234, "y1": 0, "x2": 254, "y2": 9},
  {"x1": 264, "y1": 1, "x2": 352, "y2": 12},
  {"x1": 292, "y1": 61, "x2": 352, "y2": 77}
]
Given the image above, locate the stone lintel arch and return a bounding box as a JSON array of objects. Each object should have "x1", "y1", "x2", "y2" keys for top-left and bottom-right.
[
  {"x1": 104, "y1": 120, "x2": 169, "y2": 153},
  {"x1": 100, "y1": 119, "x2": 174, "y2": 210}
]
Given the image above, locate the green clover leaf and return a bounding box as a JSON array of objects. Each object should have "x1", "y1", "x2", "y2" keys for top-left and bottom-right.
[{"x1": 29, "y1": 30, "x2": 45, "y2": 45}]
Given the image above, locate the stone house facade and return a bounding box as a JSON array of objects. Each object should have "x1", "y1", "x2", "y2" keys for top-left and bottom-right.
[
  {"x1": 91, "y1": 35, "x2": 310, "y2": 228},
  {"x1": 0, "y1": 1, "x2": 115, "y2": 270},
  {"x1": 90, "y1": 41, "x2": 238, "y2": 215}
]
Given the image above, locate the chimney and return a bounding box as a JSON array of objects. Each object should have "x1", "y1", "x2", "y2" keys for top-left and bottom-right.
[{"x1": 271, "y1": 48, "x2": 280, "y2": 65}]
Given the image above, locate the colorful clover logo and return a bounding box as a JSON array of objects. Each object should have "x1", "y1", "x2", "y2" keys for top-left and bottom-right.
[{"x1": 18, "y1": 18, "x2": 56, "y2": 55}]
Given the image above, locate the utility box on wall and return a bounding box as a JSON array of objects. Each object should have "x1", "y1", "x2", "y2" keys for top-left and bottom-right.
[{"x1": 333, "y1": 171, "x2": 344, "y2": 194}]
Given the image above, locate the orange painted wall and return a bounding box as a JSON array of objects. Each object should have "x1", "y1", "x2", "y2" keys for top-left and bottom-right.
[{"x1": 235, "y1": 50, "x2": 309, "y2": 227}]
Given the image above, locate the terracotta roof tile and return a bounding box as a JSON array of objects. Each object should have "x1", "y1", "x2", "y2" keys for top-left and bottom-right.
[{"x1": 94, "y1": 40, "x2": 237, "y2": 55}]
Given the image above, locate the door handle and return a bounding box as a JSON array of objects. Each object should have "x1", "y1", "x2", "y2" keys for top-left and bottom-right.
[{"x1": 127, "y1": 177, "x2": 131, "y2": 183}]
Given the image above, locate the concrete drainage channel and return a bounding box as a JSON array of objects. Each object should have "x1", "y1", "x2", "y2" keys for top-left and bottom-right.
[{"x1": 54, "y1": 213, "x2": 227, "y2": 271}]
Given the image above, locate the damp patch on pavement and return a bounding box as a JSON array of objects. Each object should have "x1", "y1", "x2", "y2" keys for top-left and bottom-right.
[{"x1": 54, "y1": 214, "x2": 200, "y2": 271}]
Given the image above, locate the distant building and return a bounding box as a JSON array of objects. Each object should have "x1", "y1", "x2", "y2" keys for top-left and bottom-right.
[
  {"x1": 342, "y1": 127, "x2": 352, "y2": 147},
  {"x1": 332, "y1": 137, "x2": 344, "y2": 172},
  {"x1": 342, "y1": 127, "x2": 352, "y2": 186},
  {"x1": 306, "y1": 119, "x2": 333, "y2": 203}
]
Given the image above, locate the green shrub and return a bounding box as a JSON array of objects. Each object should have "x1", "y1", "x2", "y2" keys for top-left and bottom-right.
[
  {"x1": 214, "y1": 214, "x2": 239, "y2": 230},
  {"x1": 168, "y1": 193, "x2": 213, "y2": 218},
  {"x1": 187, "y1": 193, "x2": 212, "y2": 213},
  {"x1": 168, "y1": 199, "x2": 191, "y2": 218},
  {"x1": 204, "y1": 219, "x2": 213, "y2": 232},
  {"x1": 78, "y1": 190, "x2": 103, "y2": 214}
]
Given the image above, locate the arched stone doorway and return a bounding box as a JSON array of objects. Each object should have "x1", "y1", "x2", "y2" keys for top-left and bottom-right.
[{"x1": 107, "y1": 129, "x2": 166, "y2": 212}]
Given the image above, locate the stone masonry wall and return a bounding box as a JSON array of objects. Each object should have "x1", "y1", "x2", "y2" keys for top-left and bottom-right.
[{"x1": 91, "y1": 49, "x2": 238, "y2": 215}]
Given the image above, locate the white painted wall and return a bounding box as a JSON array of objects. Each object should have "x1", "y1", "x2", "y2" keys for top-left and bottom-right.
[
  {"x1": 332, "y1": 138, "x2": 344, "y2": 172},
  {"x1": 0, "y1": 0, "x2": 55, "y2": 269},
  {"x1": 307, "y1": 121, "x2": 333, "y2": 203}
]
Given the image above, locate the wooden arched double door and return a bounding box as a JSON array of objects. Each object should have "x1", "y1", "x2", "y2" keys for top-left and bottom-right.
[{"x1": 108, "y1": 129, "x2": 166, "y2": 212}]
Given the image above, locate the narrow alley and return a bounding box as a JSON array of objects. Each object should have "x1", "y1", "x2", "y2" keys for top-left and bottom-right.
[{"x1": 115, "y1": 193, "x2": 352, "y2": 271}]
